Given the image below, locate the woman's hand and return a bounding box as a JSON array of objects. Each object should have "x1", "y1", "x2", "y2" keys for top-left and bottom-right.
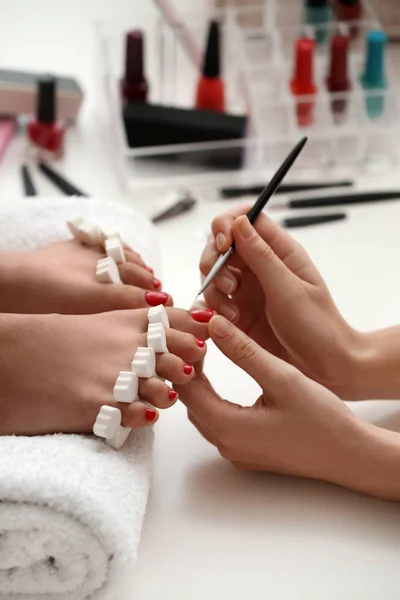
[
  {"x1": 176, "y1": 316, "x2": 400, "y2": 502},
  {"x1": 200, "y1": 206, "x2": 366, "y2": 400}
]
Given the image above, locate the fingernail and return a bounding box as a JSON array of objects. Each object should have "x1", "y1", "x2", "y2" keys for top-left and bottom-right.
[
  {"x1": 216, "y1": 274, "x2": 235, "y2": 295},
  {"x1": 196, "y1": 338, "x2": 205, "y2": 348},
  {"x1": 219, "y1": 304, "x2": 237, "y2": 322},
  {"x1": 184, "y1": 364, "x2": 193, "y2": 375},
  {"x1": 145, "y1": 291, "x2": 169, "y2": 306},
  {"x1": 210, "y1": 315, "x2": 232, "y2": 338},
  {"x1": 145, "y1": 408, "x2": 158, "y2": 422},
  {"x1": 168, "y1": 390, "x2": 178, "y2": 402},
  {"x1": 145, "y1": 266, "x2": 154, "y2": 274},
  {"x1": 190, "y1": 308, "x2": 213, "y2": 323},
  {"x1": 237, "y1": 216, "x2": 254, "y2": 240},
  {"x1": 216, "y1": 232, "x2": 226, "y2": 251},
  {"x1": 153, "y1": 278, "x2": 161, "y2": 289}
]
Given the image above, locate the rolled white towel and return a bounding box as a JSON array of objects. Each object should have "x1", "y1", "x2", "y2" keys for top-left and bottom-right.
[{"x1": 0, "y1": 196, "x2": 159, "y2": 599}]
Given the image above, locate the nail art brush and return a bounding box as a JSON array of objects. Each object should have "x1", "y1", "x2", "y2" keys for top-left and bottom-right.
[
  {"x1": 219, "y1": 179, "x2": 354, "y2": 198},
  {"x1": 151, "y1": 190, "x2": 197, "y2": 224},
  {"x1": 38, "y1": 161, "x2": 89, "y2": 197},
  {"x1": 195, "y1": 136, "x2": 308, "y2": 301},
  {"x1": 21, "y1": 164, "x2": 37, "y2": 196},
  {"x1": 282, "y1": 212, "x2": 347, "y2": 228},
  {"x1": 281, "y1": 190, "x2": 400, "y2": 209}
]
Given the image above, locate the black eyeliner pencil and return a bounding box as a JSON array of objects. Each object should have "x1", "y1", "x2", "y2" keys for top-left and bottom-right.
[
  {"x1": 220, "y1": 180, "x2": 354, "y2": 198},
  {"x1": 282, "y1": 213, "x2": 347, "y2": 228},
  {"x1": 195, "y1": 135, "x2": 308, "y2": 299},
  {"x1": 38, "y1": 161, "x2": 89, "y2": 197},
  {"x1": 285, "y1": 190, "x2": 400, "y2": 209},
  {"x1": 21, "y1": 164, "x2": 37, "y2": 196}
]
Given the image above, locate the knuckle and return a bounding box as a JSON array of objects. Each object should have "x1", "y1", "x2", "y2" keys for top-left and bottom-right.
[
  {"x1": 233, "y1": 337, "x2": 259, "y2": 364},
  {"x1": 255, "y1": 240, "x2": 275, "y2": 264}
]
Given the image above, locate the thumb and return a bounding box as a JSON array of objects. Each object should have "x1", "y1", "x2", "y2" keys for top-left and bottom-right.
[
  {"x1": 232, "y1": 215, "x2": 296, "y2": 299},
  {"x1": 209, "y1": 315, "x2": 288, "y2": 395}
]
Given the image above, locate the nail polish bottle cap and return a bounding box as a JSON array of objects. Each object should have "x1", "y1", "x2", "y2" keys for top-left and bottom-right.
[
  {"x1": 36, "y1": 75, "x2": 56, "y2": 123},
  {"x1": 327, "y1": 33, "x2": 350, "y2": 91},
  {"x1": 202, "y1": 20, "x2": 221, "y2": 78},
  {"x1": 362, "y1": 30, "x2": 387, "y2": 86},
  {"x1": 307, "y1": 0, "x2": 329, "y2": 7},
  {"x1": 293, "y1": 38, "x2": 315, "y2": 88},
  {"x1": 125, "y1": 30, "x2": 145, "y2": 83}
]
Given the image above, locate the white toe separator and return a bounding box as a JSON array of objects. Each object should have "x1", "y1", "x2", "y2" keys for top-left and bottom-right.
[
  {"x1": 93, "y1": 405, "x2": 121, "y2": 439},
  {"x1": 96, "y1": 257, "x2": 122, "y2": 284},
  {"x1": 105, "y1": 236, "x2": 126, "y2": 264},
  {"x1": 113, "y1": 371, "x2": 139, "y2": 404},
  {"x1": 106, "y1": 426, "x2": 132, "y2": 449},
  {"x1": 147, "y1": 322, "x2": 168, "y2": 353},
  {"x1": 67, "y1": 218, "x2": 102, "y2": 246},
  {"x1": 100, "y1": 226, "x2": 122, "y2": 247},
  {"x1": 148, "y1": 305, "x2": 170, "y2": 329},
  {"x1": 131, "y1": 346, "x2": 156, "y2": 378}
]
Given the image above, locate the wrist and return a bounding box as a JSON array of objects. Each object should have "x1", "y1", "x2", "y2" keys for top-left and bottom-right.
[{"x1": 328, "y1": 419, "x2": 400, "y2": 501}]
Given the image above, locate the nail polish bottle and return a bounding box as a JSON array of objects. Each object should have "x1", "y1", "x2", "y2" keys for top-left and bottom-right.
[
  {"x1": 121, "y1": 30, "x2": 149, "y2": 102},
  {"x1": 290, "y1": 37, "x2": 317, "y2": 127},
  {"x1": 326, "y1": 31, "x2": 350, "y2": 123},
  {"x1": 360, "y1": 30, "x2": 387, "y2": 120},
  {"x1": 334, "y1": 0, "x2": 362, "y2": 38},
  {"x1": 303, "y1": 0, "x2": 331, "y2": 45},
  {"x1": 195, "y1": 20, "x2": 225, "y2": 112},
  {"x1": 27, "y1": 75, "x2": 65, "y2": 160}
]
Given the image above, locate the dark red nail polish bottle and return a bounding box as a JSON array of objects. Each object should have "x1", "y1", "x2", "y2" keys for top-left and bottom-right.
[
  {"x1": 28, "y1": 75, "x2": 65, "y2": 160},
  {"x1": 290, "y1": 37, "x2": 317, "y2": 127},
  {"x1": 195, "y1": 20, "x2": 225, "y2": 113},
  {"x1": 121, "y1": 30, "x2": 149, "y2": 102},
  {"x1": 326, "y1": 32, "x2": 351, "y2": 122},
  {"x1": 334, "y1": 0, "x2": 362, "y2": 38}
]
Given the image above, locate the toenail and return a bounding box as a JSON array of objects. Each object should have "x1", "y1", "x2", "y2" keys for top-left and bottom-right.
[
  {"x1": 196, "y1": 338, "x2": 205, "y2": 348},
  {"x1": 146, "y1": 291, "x2": 169, "y2": 306},
  {"x1": 153, "y1": 278, "x2": 161, "y2": 289},
  {"x1": 145, "y1": 266, "x2": 154, "y2": 273},
  {"x1": 219, "y1": 304, "x2": 237, "y2": 322},
  {"x1": 184, "y1": 364, "x2": 193, "y2": 375},
  {"x1": 168, "y1": 390, "x2": 178, "y2": 402},
  {"x1": 145, "y1": 408, "x2": 157, "y2": 422},
  {"x1": 190, "y1": 309, "x2": 213, "y2": 323}
]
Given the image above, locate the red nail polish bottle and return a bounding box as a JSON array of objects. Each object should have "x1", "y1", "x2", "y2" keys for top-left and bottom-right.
[
  {"x1": 326, "y1": 32, "x2": 351, "y2": 122},
  {"x1": 28, "y1": 75, "x2": 65, "y2": 160},
  {"x1": 290, "y1": 38, "x2": 317, "y2": 128},
  {"x1": 121, "y1": 30, "x2": 149, "y2": 102},
  {"x1": 195, "y1": 20, "x2": 225, "y2": 113}
]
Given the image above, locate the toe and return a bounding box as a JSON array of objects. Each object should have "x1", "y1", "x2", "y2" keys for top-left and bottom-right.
[
  {"x1": 137, "y1": 378, "x2": 179, "y2": 409},
  {"x1": 119, "y1": 262, "x2": 160, "y2": 291},
  {"x1": 120, "y1": 402, "x2": 159, "y2": 428},
  {"x1": 166, "y1": 308, "x2": 213, "y2": 340},
  {"x1": 165, "y1": 329, "x2": 207, "y2": 363},
  {"x1": 155, "y1": 353, "x2": 194, "y2": 384}
]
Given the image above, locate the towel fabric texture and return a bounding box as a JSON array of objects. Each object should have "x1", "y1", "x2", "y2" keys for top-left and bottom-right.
[{"x1": 0, "y1": 197, "x2": 159, "y2": 599}]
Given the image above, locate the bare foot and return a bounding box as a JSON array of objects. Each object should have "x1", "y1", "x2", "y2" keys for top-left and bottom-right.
[
  {"x1": 0, "y1": 240, "x2": 173, "y2": 314},
  {"x1": 0, "y1": 307, "x2": 211, "y2": 436}
]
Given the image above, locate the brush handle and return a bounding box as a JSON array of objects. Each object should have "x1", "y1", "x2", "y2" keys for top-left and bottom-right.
[
  {"x1": 282, "y1": 213, "x2": 347, "y2": 228},
  {"x1": 288, "y1": 191, "x2": 400, "y2": 209}
]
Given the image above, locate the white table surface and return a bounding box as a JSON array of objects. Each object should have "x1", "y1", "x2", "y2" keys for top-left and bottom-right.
[{"x1": 1, "y1": 1, "x2": 400, "y2": 598}]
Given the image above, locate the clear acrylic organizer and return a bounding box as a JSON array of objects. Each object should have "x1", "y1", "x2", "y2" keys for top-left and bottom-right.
[{"x1": 97, "y1": 0, "x2": 399, "y2": 193}]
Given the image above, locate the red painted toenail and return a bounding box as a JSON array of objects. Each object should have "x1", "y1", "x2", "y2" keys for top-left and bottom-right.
[
  {"x1": 145, "y1": 292, "x2": 169, "y2": 306},
  {"x1": 196, "y1": 338, "x2": 205, "y2": 348},
  {"x1": 190, "y1": 309, "x2": 213, "y2": 323},
  {"x1": 153, "y1": 278, "x2": 161, "y2": 289},
  {"x1": 145, "y1": 408, "x2": 157, "y2": 422},
  {"x1": 168, "y1": 390, "x2": 178, "y2": 401},
  {"x1": 145, "y1": 266, "x2": 154, "y2": 274},
  {"x1": 184, "y1": 364, "x2": 193, "y2": 375}
]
